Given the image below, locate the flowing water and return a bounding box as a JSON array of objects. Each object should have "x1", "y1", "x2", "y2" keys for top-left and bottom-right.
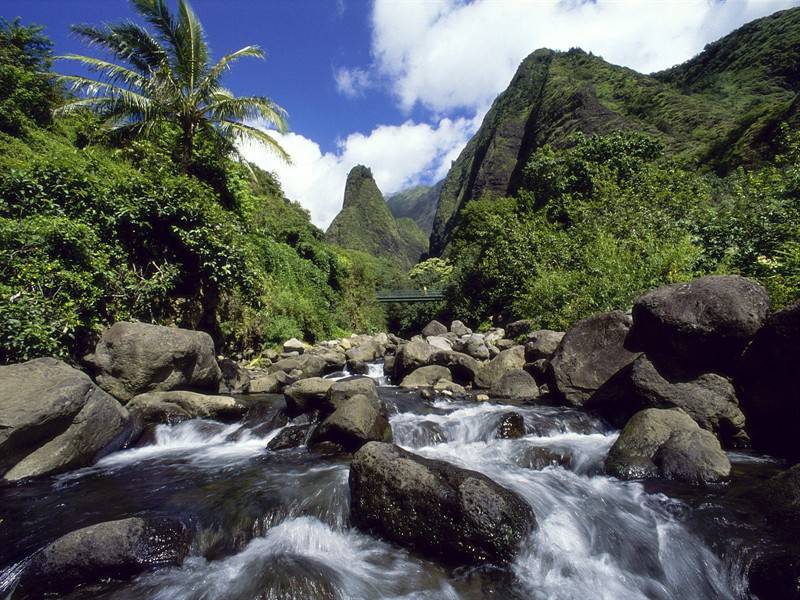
[{"x1": 0, "y1": 363, "x2": 785, "y2": 599}]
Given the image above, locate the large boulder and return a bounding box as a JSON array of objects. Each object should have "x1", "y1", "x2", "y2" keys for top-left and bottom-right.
[
  {"x1": 16, "y1": 517, "x2": 190, "y2": 596},
  {"x1": 463, "y1": 334, "x2": 490, "y2": 360},
  {"x1": 426, "y1": 336, "x2": 453, "y2": 352},
  {"x1": 345, "y1": 340, "x2": 385, "y2": 373},
  {"x1": 422, "y1": 320, "x2": 448, "y2": 337},
  {"x1": 267, "y1": 424, "x2": 312, "y2": 451},
  {"x1": 606, "y1": 408, "x2": 730, "y2": 484},
  {"x1": 524, "y1": 330, "x2": 564, "y2": 361},
  {"x1": 217, "y1": 358, "x2": 251, "y2": 394},
  {"x1": 489, "y1": 369, "x2": 540, "y2": 402},
  {"x1": 604, "y1": 356, "x2": 748, "y2": 447},
  {"x1": 549, "y1": 311, "x2": 640, "y2": 407},
  {"x1": 84, "y1": 322, "x2": 221, "y2": 402},
  {"x1": 249, "y1": 371, "x2": 293, "y2": 394},
  {"x1": 310, "y1": 394, "x2": 392, "y2": 452},
  {"x1": 393, "y1": 340, "x2": 436, "y2": 381},
  {"x1": 349, "y1": 442, "x2": 536, "y2": 565},
  {"x1": 399, "y1": 365, "x2": 452, "y2": 388},
  {"x1": 0, "y1": 358, "x2": 131, "y2": 481},
  {"x1": 631, "y1": 275, "x2": 769, "y2": 373},
  {"x1": 737, "y1": 301, "x2": 800, "y2": 460},
  {"x1": 127, "y1": 391, "x2": 245, "y2": 425},
  {"x1": 474, "y1": 346, "x2": 526, "y2": 389},
  {"x1": 450, "y1": 320, "x2": 472, "y2": 337},
  {"x1": 429, "y1": 350, "x2": 482, "y2": 385},
  {"x1": 282, "y1": 337, "x2": 307, "y2": 355},
  {"x1": 283, "y1": 377, "x2": 333, "y2": 416},
  {"x1": 325, "y1": 377, "x2": 378, "y2": 414}
]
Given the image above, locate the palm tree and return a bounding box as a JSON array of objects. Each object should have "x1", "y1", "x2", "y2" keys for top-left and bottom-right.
[{"x1": 55, "y1": 0, "x2": 289, "y2": 171}]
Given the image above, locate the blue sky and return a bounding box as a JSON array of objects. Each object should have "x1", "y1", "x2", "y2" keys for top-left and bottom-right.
[{"x1": 4, "y1": 0, "x2": 799, "y2": 228}]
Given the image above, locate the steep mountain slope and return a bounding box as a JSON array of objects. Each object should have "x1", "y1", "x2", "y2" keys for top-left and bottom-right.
[
  {"x1": 325, "y1": 165, "x2": 427, "y2": 267},
  {"x1": 386, "y1": 180, "x2": 443, "y2": 235},
  {"x1": 430, "y1": 7, "x2": 800, "y2": 255}
]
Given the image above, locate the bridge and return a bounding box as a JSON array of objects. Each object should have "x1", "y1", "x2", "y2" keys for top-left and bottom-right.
[{"x1": 375, "y1": 288, "x2": 445, "y2": 303}]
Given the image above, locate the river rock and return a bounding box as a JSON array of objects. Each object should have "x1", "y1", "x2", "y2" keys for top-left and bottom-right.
[
  {"x1": 283, "y1": 377, "x2": 334, "y2": 416},
  {"x1": 496, "y1": 412, "x2": 526, "y2": 439},
  {"x1": 524, "y1": 359, "x2": 549, "y2": 382},
  {"x1": 0, "y1": 358, "x2": 131, "y2": 481},
  {"x1": 16, "y1": 517, "x2": 190, "y2": 596},
  {"x1": 484, "y1": 328, "x2": 505, "y2": 344},
  {"x1": 400, "y1": 365, "x2": 452, "y2": 388},
  {"x1": 84, "y1": 322, "x2": 221, "y2": 402},
  {"x1": 422, "y1": 320, "x2": 448, "y2": 337},
  {"x1": 463, "y1": 334, "x2": 490, "y2": 360},
  {"x1": 524, "y1": 330, "x2": 564, "y2": 361},
  {"x1": 283, "y1": 338, "x2": 307, "y2": 354},
  {"x1": 474, "y1": 346, "x2": 526, "y2": 389},
  {"x1": 325, "y1": 377, "x2": 378, "y2": 414},
  {"x1": 737, "y1": 301, "x2": 800, "y2": 460},
  {"x1": 310, "y1": 394, "x2": 391, "y2": 452},
  {"x1": 267, "y1": 424, "x2": 312, "y2": 451},
  {"x1": 450, "y1": 320, "x2": 472, "y2": 336},
  {"x1": 550, "y1": 311, "x2": 640, "y2": 407},
  {"x1": 128, "y1": 391, "x2": 245, "y2": 425},
  {"x1": 393, "y1": 340, "x2": 436, "y2": 381},
  {"x1": 631, "y1": 275, "x2": 769, "y2": 374},
  {"x1": 433, "y1": 379, "x2": 467, "y2": 396},
  {"x1": 426, "y1": 336, "x2": 453, "y2": 352},
  {"x1": 349, "y1": 442, "x2": 536, "y2": 565},
  {"x1": 249, "y1": 370, "x2": 293, "y2": 394},
  {"x1": 506, "y1": 319, "x2": 535, "y2": 339},
  {"x1": 307, "y1": 347, "x2": 347, "y2": 372},
  {"x1": 346, "y1": 340, "x2": 385, "y2": 373},
  {"x1": 606, "y1": 408, "x2": 730, "y2": 484},
  {"x1": 516, "y1": 446, "x2": 572, "y2": 470},
  {"x1": 490, "y1": 369, "x2": 540, "y2": 402},
  {"x1": 217, "y1": 358, "x2": 251, "y2": 394},
  {"x1": 429, "y1": 350, "x2": 482, "y2": 385}
]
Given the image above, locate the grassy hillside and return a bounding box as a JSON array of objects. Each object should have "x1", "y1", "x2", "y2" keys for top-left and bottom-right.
[{"x1": 386, "y1": 181, "x2": 442, "y2": 235}]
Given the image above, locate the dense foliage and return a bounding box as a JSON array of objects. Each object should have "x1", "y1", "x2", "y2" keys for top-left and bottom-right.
[
  {"x1": 445, "y1": 131, "x2": 800, "y2": 329},
  {"x1": 0, "y1": 20, "x2": 384, "y2": 364}
]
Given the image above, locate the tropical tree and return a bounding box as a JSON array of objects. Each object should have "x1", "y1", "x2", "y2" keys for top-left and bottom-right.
[{"x1": 55, "y1": 0, "x2": 288, "y2": 170}]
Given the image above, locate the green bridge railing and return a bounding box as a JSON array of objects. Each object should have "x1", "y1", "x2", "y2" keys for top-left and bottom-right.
[{"x1": 375, "y1": 289, "x2": 445, "y2": 303}]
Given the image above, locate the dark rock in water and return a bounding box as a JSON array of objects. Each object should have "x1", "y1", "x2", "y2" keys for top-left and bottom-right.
[
  {"x1": 350, "y1": 442, "x2": 535, "y2": 566},
  {"x1": 325, "y1": 377, "x2": 378, "y2": 414},
  {"x1": 267, "y1": 424, "x2": 312, "y2": 451},
  {"x1": 490, "y1": 369, "x2": 540, "y2": 402},
  {"x1": 393, "y1": 340, "x2": 435, "y2": 381},
  {"x1": 252, "y1": 555, "x2": 342, "y2": 600},
  {"x1": 550, "y1": 311, "x2": 640, "y2": 407},
  {"x1": 748, "y1": 550, "x2": 800, "y2": 600},
  {"x1": 606, "y1": 408, "x2": 730, "y2": 484},
  {"x1": 16, "y1": 517, "x2": 190, "y2": 596},
  {"x1": 737, "y1": 301, "x2": 800, "y2": 460},
  {"x1": 524, "y1": 330, "x2": 564, "y2": 361},
  {"x1": 0, "y1": 358, "x2": 131, "y2": 481},
  {"x1": 751, "y1": 464, "x2": 800, "y2": 536},
  {"x1": 422, "y1": 319, "x2": 448, "y2": 337},
  {"x1": 516, "y1": 446, "x2": 572, "y2": 470},
  {"x1": 524, "y1": 359, "x2": 549, "y2": 383},
  {"x1": 506, "y1": 319, "x2": 536, "y2": 339},
  {"x1": 283, "y1": 377, "x2": 334, "y2": 416},
  {"x1": 383, "y1": 354, "x2": 396, "y2": 378},
  {"x1": 218, "y1": 358, "x2": 251, "y2": 394},
  {"x1": 631, "y1": 275, "x2": 769, "y2": 374},
  {"x1": 496, "y1": 412, "x2": 526, "y2": 439},
  {"x1": 429, "y1": 350, "x2": 482, "y2": 385},
  {"x1": 310, "y1": 394, "x2": 392, "y2": 452},
  {"x1": 127, "y1": 391, "x2": 245, "y2": 426},
  {"x1": 594, "y1": 355, "x2": 748, "y2": 447},
  {"x1": 474, "y1": 346, "x2": 526, "y2": 389},
  {"x1": 83, "y1": 321, "x2": 221, "y2": 402},
  {"x1": 400, "y1": 365, "x2": 452, "y2": 388}
]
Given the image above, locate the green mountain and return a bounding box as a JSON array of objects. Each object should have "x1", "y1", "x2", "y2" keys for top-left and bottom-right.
[
  {"x1": 385, "y1": 180, "x2": 442, "y2": 236},
  {"x1": 325, "y1": 165, "x2": 428, "y2": 267},
  {"x1": 430, "y1": 7, "x2": 800, "y2": 255}
]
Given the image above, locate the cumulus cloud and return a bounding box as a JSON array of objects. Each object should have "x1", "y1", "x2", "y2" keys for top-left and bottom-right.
[
  {"x1": 369, "y1": 0, "x2": 799, "y2": 112},
  {"x1": 239, "y1": 113, "x2": 482, "y2": 229},
  {"x1": 334, "y1": 67, "x2": 372, "y2": 98}
]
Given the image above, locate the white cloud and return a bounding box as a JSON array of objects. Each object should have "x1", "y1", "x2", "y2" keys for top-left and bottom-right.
[
  {"x1": 239, "y1": 114, "x2": 482, "y2": 229},
  {"x1": 369, "y1": 0, "x2": 800, "y2": 112},
  {"x1": 334, "y1": 67, "x2": 372, "y2": 98}
]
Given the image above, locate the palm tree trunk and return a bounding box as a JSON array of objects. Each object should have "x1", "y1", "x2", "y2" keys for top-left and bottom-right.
[{"x1": 180, "y1": 123, "x2": 193, "y2": 172}]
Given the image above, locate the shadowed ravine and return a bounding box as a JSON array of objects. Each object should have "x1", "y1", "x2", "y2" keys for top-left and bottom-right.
[{"x1": 0, "y1": 363, "x2": 783, "y2": 599}]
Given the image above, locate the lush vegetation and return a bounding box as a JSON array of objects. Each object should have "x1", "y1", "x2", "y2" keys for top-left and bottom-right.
[
  {"x1": 444, "y1": 130, "x2": 800, "y2": 330},
  {"x1": 0, "y1": 17, "x2": 385, "y2": 364}
]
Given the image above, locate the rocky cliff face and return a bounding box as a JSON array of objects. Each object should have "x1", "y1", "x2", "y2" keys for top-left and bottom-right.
[
  {"x1": 325, "y1": 165, "x2": 427, "y2": 266},
  {"x1": 430, "y1": 8, "x2": 800, "y2": 255}
]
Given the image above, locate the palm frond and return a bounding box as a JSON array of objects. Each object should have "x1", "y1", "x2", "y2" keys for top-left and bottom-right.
[
  {"x1": 175, "y1": 0, "x2": 208, "y2": 90},
  {"x1": 56, "y1": 54, "x2": 148, "y2": 88},
  {"x1": 71, "y1": 23, "x2": 157, "y2": 74},
  {"x1": 130, "y1": 0, "x2": 178, "y2": 52},
  {"x1": 196, "y1": 45, "x2": 264, "y2": 96},
  {"x1": 216, "y1": 119, "x2": 291, "y2": 163},
  {"x1": 205, "y1": 94, "x2": 288, "y2": 133}
]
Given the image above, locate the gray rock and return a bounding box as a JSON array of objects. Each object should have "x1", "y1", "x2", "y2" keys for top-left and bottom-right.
[
  {"x1": 550, "y1": 311, "x2": 640, "y2": 407},
  {"x1": 249, "y1": 371, "x2": 293, "y2": 394},
  {"x1": 524, "y1": 359, "x2": 549, "y2": 382},
  {"x1": 283, "y1": 337, "x2": 307, "y2": 354},
  {"x1": 326, "y1": 377, "x2": 378, "y2": 414},
  {"x1": 489, "y1": 369, "x2": 540, "y2": 401},
  {"x1": 433, "y1": 380, "x2": 467, "y2": 396},
  {"x1": 217, "y1": 358, "x2": 251, "y2": 394},
  {"x1": 524, "y1": 330, "x2": 565, "y2": 361},
  {"x1": 346, "y1": 340, "x2": 385, "y2": 372},
  {"x1": 349, "y1": 442, "x2": 536, "y2": 565},
  {"x1": 738, "y1": 301, "x2": 800, "y2": 460},
  {"x1": 632, "y1": 275, "x2": 769, "y2": 373},
  {"x1": 506, "y1": 319, "x2": 536, "y2": 339},
  {"x1": 495, "y1": 339, "x2": 516, "y2": 351},
  {"x1": 422, "y1": 320, "x2": 448, "y2": 337},
  {"x1": 474, "y1": 346, "x2": 526, "y2": 389},
  {"x1": 84, "y1": 322, "x2": 221, "y2": 402},
  {"x1": 128, "y1": 391, "x2": 245, "y2": 425},
  {"x1": 267, "y1": 424, "x2": 312, "y2": 450},
  {"x1": 307, "y1": 347, "x2": 347, "y2": 372},
  {"x1": 484, "y1": 328, "x2": 506, "y2": 344},
  {"x1": 0, "y1": 358, "x2": 131, "y2": 481},
  {"x1": 516, "y1": 446, "x2": 572, "y2": 470},
  {"x1": 310, "y1": 394, "x2": 392, "y2": 452},
  {"x1": 283, "y1": 377, "x2": 334, "y2": 416},
  {"x1": 16, "y1": 517, "x2": 190, "y2": 596},
  {"x1": 393, "y1": 340, "x2": 435, "y2": 381},
  {"x1": 429, "y1": 350, "x2": 482, "y2": 385},
  {"x1": 450, "y1": 320, "x2": 472, "y2": 336},
  {"x1": 400, "y1": 365, "x2": 452, "y2": 388},
  {"x1": 426, "y1": 335, "x2": 453, "y2": 352},
  {"x1": 464, "y1": 334, "x2": 490, "y2": 360},
  {"x1": 606, "y1": 408, "x2": 730, "y2": 484}
]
